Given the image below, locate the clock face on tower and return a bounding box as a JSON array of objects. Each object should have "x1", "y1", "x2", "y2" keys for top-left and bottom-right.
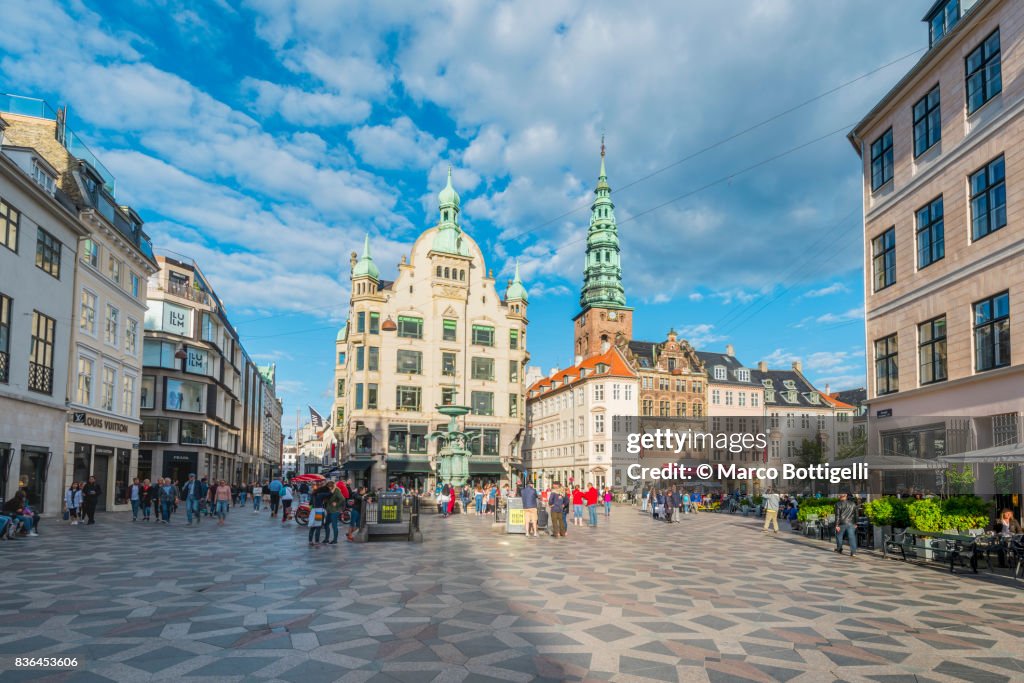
[{"x1": 608, "y1": 311, "x2": 617, "y2": 320}]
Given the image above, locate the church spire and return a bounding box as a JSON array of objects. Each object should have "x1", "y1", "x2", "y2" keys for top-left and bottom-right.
[{"x1": 578, "y1": 138, "x2": 626, "y2": 311}]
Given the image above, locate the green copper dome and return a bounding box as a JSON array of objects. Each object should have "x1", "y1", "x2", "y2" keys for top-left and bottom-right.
[
  {"x1": 438, "y1": 166, "x2": 460, "y2": 209},
  {"x1": 352, "y1": 234, "x2": 379, "y2": 280},
  {"x1": 336, "y1": 324, "x2": 347, "y2": 342},
  {"x1": 432, "y1": 224, "x2": 470, "y2": 256},
  {"x1": 505, "y1": 259, "x2": 528, "y2": 303},
  {"x1": 579, "y1": 143, "x2": 627, "y2": 311}
]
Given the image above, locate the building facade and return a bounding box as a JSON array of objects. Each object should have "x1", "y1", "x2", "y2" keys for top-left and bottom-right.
[
  {"x1": 337, "y1": 170, "x2": 529, "y2": 490},
  {"x1": 0, "y1": 112, "x2": 89, "y2": 513},
  {"x1": 258, "y1": 364, "x2": 283, "y2": 480},
  {"x1": 848, "y1": 0, "x2": 1024, "y2": 475},
  {"x1": 523, "y1": 348, "x2": 639, "y2": 490},
  {"x1": 139, "y1": 256, "x2": 279, "y2": 486}
]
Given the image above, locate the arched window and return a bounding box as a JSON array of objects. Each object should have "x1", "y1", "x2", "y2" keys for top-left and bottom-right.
[
  {"x1": 444, "y1": 267, "x2": 450, "y2": 278},
  {"x1": 436, "y1": 266, "x2": 442, "y2": 277},
  {"x1": 460, "y1": 269, "x2": 465, "y2": 281}
]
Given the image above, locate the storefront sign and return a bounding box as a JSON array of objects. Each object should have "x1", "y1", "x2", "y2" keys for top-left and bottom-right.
[
  {"x1": 163, "y1": 302, "x2": 192, "y2": 337},
  {"x1": 379, "y1": 493, "x2": 402, "y2": 523},
  {"x1": 506, "y1": 497, "x2": 525, "y2": 534},
  {"x1": 74, "y1": 413, "x2": 130, "y2": 433},
  {"x1": 186, "y1": 347, "x2": 209, "y2": 375}
]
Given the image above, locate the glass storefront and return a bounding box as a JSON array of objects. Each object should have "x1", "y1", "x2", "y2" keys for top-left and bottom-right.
[
  {"x1": 18, "y1": 447, "x2": 49, "y2": 512},
  {"x1": 93, "y1": 446, "x2": 113, "y2": 512},
  {"x1": 115, "y1": 448, "x2": 130, "y2": 504},
  {"x1": 137, "y1": 450, "x2": 152, "y2": 482}
]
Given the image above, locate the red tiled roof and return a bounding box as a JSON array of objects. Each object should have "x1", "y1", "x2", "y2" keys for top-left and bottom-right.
[
  {"x1": 823, "y1": 392, "x2": 856, "y2": 410},
  {"x1": 527, "y1": 346, "x2": 636, "y2": 396}
]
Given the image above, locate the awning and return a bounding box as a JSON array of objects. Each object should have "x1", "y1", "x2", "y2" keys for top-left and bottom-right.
[
  {"x1": 843, "y1": 454, "x2": 948, "y2": 471},
  {"x1": 938, "y1": 442, "x2": 1024, "y2": 465},
  {"x1": 387, "y1": 458, "x2": 433, "y2": 474},
  {"x1": 342, "y1": 459, "x2": 374, "y2": 472},
  {"x1": 469, "y1": 461, "x2": 506, "y2": 475}
]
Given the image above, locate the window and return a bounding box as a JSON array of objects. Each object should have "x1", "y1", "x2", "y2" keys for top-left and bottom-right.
[
  {"x1": 870, "y1": 128, "x2": 894, "y2": 191},
  {"x1": 397, "y1": 316, "x2": 423, "y2": 339},
  {"x1": 0, "y1": 199, "x2": 18, "y2": 253},
  {"x1": 471, "y1": 356, "x2": 494, "y2": 380},
  {"x1": 125, "y1": 318, "x2": 138, "y2": 355},
  {"x1": 658, "y1": 378, "x2": 669, "y2": 391},
  {"x1": 970, "y1": 156, "x2": 1006, "y2": 241},
  {"x1": 0, "y1": 293, "x2": 9, "y2": 383},
  {"x1": 725, "y1": 391, "x2": 734, "y2": 406},
  {"x1": 356, "y1": 312, "x2": 366, "y2": 333},
  {"x1": 337, "y1": 379, "x2": 345, "y2": 397},
  {"x1": 738, "y1": 392, "x2": 746, "y2": 407},
  {"x1": 369, "y1": 312, "x2": 380, "y2": 334},
  {"x1": 751, "y1": 393, "x2": 759, "y2": 408},
  {"x1": 594, "y1": 414, "x2": 605, "y2": 433},
  {"x1": 509, "y1": 329, "x2": 519, "y2": 350},
  {"x1": 185, "y1": 347, "x2": 210, "y2": 375},
  {"x1": 122, "y1": 374, "x2": 135, "y2": 417},
  {"x1": 143, "y1": 340, "x2": 179, "y2": 369},
  {"x1": 875, "y1": 334, "x2": 899, "y2": 395},
  {"x1": 354, "y1": 383, "x2": 364, "y2": 409},
  {"x1": 201, "y1": 312, "x2": 219, "y2": 343},
  {"x1": 337, "y1": 351, "x2": 346, "y2": 365},
  {"x1": 974, "y1": 292, "x2": 1010, "y2": 372},
  {"x1": 641, "y1": 398, "x2": 653, "y2": 416},
  {"x1": 676, "y1": 401, "x2": 686, "y2": 416},
  {"x1": 79, "y1": 290, "x2": 96, "y2": 334},
  {"x1": 737, "y1": 368, "x2": 750, "y2": 382},
  {"x1": 77, "y1": 356, "x2": 94, "y2": 404},
  {"x1": 872, "y1": 228, "x2": 896, "y2": 291},
  {"x1": 388, "y1": 427, "x2": 408, "y2": 454},
  {"x1": 101, "y1": 366, "x2": 116, "y2": 411},
  {"x1": 443, "y1": 319, "x2": 457, "y2": 341},
  {"x1": 28, "y1": 311, "x2": 55, "y2": 394},
  {"x1": 144, "y1": 301, "x2": 192, "y2": 337},
  {"x1": 713, "y1": 366, "x2": 726, "y2": 381},
  {"x1": 105, "y1": 305, "x2": 120, "y2": 346},
  {"x1": 692, "y1": 381, "x2": 702, "y2": 393},
  {"x1": 594, "y1": 383, "x2": 604, "y2": 401},
  {"x1": 693, "y1": 402, "x2": 703, "y2": 417},
  {"x1": 130, "y1": 272, "x2": 140, "y2": 299},
  {"x1": 141, "y1": 417, "x2": 171, "y2": 442},
  {"x1": 355, "y1": 346, "x2": 364, "y2": 371},
  {"x1": 472, "y1": 324, "x2": 494, "y2": 346},
  {"x1": 165, "y1": 378, "x2": 206, "y2": 413},
  {"x1": 928, "y1": 0, "x2": 959, "y2": 46},
  {"x1": 439, "y1": 351, "x2": 456, "y2": 377},
  {"x1": 80, "y1": 238, "x2": 98, "y2": 267},
  {"x1": 919, "y1": 316, "x2": 947, "y2": 385},
  {"x1": 712, "y1": 389, "x2": 720, "y2": 405},
  {"x1": 397, "y1": 385, "x2": 421, "y2": 411},
  {"x1": 659, "y1": 400, "x2": 670, "y2": 416},
  {"x1": 107, "y1": 256, "x2": 121, "y2": 286},
  {"x1": 179, "y1": 420, "x2": 207, "y2": 446},
  {"x1": 480, "y1": 429, "x2": 500, "y2": 456},
  {"x1": 369, "y1": 347, "x2": 380, "y2": 371},
  {"x1": 509, "y1": 360, "x2": 518, "y2": 382},
  {"x1": 966, "y1": 29, "x2": 1001, "y2": 114},
  {"x1": 35, "y1": 228, "x2": 61, "y2": 278},
  {"x1": 913, "y1": 86, "x2": 941, "y2": 157},
  {"x1": 916, "y1": 196, "x2": 944, "y2": 269},
  {"x1": 141, "y1": 376, "x2": 155, "y2": 409},
  {"x1": 367, "y1": 383, "x2": 378, "y2": 409},
  {"x1": 442, "y1": 386, "x2": 456, "y2": 405},
  {"x1": 471, "y1": 391, "x2": 494, "y2": 415},
  {"x1": 397, "y1": 349, "x2": 422, "y2": 374},
  {"x1": 509, "y1": 393, "x2": 519, "y2": 417}
]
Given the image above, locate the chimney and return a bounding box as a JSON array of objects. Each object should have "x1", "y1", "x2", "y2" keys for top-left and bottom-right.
[
  {"x1": 825, "y1": 383, "x2": 831, "y2": 396},
  {"x1": 601, "y1": 340, "x2": 610, "y2": 353},
  {"x1": 725, "y1": 343, "x2": 734, "y2": 357},
  {"x1": 574, "y1": 355, "x2": 583, "y2": 366},
  {"x1": 549, "y1": 367, "x2": 559, "y2": 377},
  {"x1": 758, "y1": 361, "x2": 767, "y2": 372},
  {"x1": 792, "y1": 360, "x2": 802, "y2": 373}
]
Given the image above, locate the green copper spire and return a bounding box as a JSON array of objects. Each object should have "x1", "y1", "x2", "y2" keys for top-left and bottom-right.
[
  {"x1": 505, "y1": 258, "x2": 528, "y2": 302},
  {"x1": 352, "y1": 233, "x2": 380, "y2": 280},
  {"x1": 579, "y1": 137, "x2": 627, "y2": 310},
  {"x1": 433, "y1": 167, "x2": 470, "y2": 256}
]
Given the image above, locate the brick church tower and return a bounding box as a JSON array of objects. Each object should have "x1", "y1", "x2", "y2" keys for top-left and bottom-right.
[{"x1": 573, "y1": 140, "x2": 633, "y2": 358}]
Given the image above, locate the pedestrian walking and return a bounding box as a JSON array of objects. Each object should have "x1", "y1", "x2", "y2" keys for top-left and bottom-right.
[
  {"x1": 521, "y1": 480, "x2": 539, "y2": 537},
  {"x1": 268, "y1": 477, "x2": 282, "y2": 517},
  {"x1": 585, "y1": 483, "x2": 599, "y2": 527},
  {"x1": 212, "y1": 480, "x2": 231, "y2": 525},
  {"x1": 82, "y1": 475, "x2": 102, "y2": 525},
  {"x1": 548, "y1": 484, "x2": 568, "y2": 537},
  {"x1": 128, "y1": 478, "x2": 142, "y2": 521},
  {"x1": 64, "y1": 482, "x2": 80, "y2": 525},
  {"x1": 571, "y1": 486, "x2": 584, "y2": 526},
  {"x1": 474, "y1": 486, "x2": 484, "y2": 515},
  {"x1": 834, "y1": 492, "x2": 858, "y2": 557},
  {"x1": 641, "y1": 487, "x2": 650, "y2": 512},
  {"x1": 238, "y1": 482, "x2": 248, "y2": 507},
  {"x1": 280, "y1": 482, "x2": 294, "y2": 522},
  {"x1": 346, "y1": 485, "x2": 363, "y2": 541},
  {"x1": 762, "y1": 489, "x2": 781, "y2": 533},
  {"x1": 182, "y1": 473, "x2": 207, "y2": 526},
  {"x1": 603, "y1": 487, "x2": 613, "y2": 517},
  {"x1": 159, "y1": 478, "x2": 179, "y2": 524},
  {"x1": 252, "y1": 482, "x2": 263, "y2": 511},
  {"x1": 140, "y1": 479, "x2": 154, "y2": 521}
]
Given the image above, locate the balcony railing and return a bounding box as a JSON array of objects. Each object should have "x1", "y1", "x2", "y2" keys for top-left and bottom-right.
[
  {"x1": 27, "y1": 362, "x2": 53, "y2": 394},
  {"x1": 153, "y1": 277, "x2": 212, "y2": 306},
  {"x1": 0, "y1": 351, "x2": 8, "y2": 383}
]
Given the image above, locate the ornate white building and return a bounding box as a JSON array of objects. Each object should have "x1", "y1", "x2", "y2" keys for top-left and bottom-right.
[{"x1": 336, "y1": 170, "x2": 529, "y2": 490}]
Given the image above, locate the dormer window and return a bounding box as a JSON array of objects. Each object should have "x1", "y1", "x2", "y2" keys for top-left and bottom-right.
[
  {"x1": 31, "y1": 160, "x2": 56, "y2": 194},
  {"x1": 595, "y1": 363, "x2": 609, "y2": 374},
  {"x1": 783, "y1": 380, "x2": 796, "y2": 390},
  {"x1": 714, "y1": 365, "x2": 726, "y2": 381},
  {"x1": 765, "y1": 389, "x2": 775, "y2": 402},
  {"x1": 783, "y1": 390, "x2": 799, "y2": 404},
  {"x1": 762, "y1": 379, "x2": 773, "y2": 388},
  {"x1": 928, "y1": 0, "x2": 961, "y2": 48},
  {"x1": 806, "y1": 392, "x2": 820, "y2": 404},
  {"x1": 579, "y1": 368, "x2": 587, "y2": 379},
  {"x1": 737, "y1": 368, "x2": 750, "y2": 383}
]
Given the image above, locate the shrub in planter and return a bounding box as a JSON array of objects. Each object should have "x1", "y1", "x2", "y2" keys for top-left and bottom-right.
[
  {"x1": 908, "y1": 498, "x2": 943, "y2": 532},
  {"x1": 797, "y1": 503, "x2": 835, "y2": 522},
  {"x1": 864, "y1": 496, "x2": 911, "y2": 528}
]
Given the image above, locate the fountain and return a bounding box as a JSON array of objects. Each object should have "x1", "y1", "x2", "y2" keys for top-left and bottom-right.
[{"x1": 429, "y1": 403, "x2": 480, "y2": 487}]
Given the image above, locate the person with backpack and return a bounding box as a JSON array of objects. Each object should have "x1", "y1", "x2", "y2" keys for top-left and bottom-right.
[{"x1": 280, "y1": 482, "x2": 294, "y2": 523}]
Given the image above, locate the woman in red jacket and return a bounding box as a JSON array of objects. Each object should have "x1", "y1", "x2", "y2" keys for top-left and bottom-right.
[{"x1": 571, "y1": 486, "x2": 585, "y2": 526}]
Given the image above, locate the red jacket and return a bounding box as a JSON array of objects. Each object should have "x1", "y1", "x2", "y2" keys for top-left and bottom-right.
[
  {"x1": 571, "y1": 489, "x2": 584, "y2": 505},
  {"x1": 584, "y1": 487, "x2": 599, "y2": 505}
]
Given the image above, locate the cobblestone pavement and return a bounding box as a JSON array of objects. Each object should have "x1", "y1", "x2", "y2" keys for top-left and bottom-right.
[{"x1": 2, "y1": 503, "x2": 1023, "y2": 683}]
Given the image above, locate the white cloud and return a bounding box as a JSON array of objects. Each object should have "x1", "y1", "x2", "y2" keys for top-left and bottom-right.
[
  {"x1": 242, "y1": 78, "x2": 372, "y2": 126},
  {"x1": 688, "y1": 292, "x2": 704, "y2": 302},
  {"x1": 677, "y1": 323, "x2": 725, "y2": 348},
  {"x1": 815, "y1": 307, "x2": 864, "y2": 324},
  {"x1": 348, "y1": 116, "x2": 447, "y2": 170},
  {"x1": 761, "y1": 348, "x2": 801, "y2": 367},
  {"x1": 803, "y1": 282, "x2": 849, "y2": 298}
]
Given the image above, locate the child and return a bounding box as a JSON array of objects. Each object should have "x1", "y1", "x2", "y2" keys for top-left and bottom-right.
[{"x1": 65, "y1": 482, "x2": 80, "y2": 525}]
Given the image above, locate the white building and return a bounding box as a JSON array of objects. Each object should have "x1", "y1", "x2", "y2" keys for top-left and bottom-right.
[{"x1": 523, "y1": 347, "x2": 639, "y2": 490}]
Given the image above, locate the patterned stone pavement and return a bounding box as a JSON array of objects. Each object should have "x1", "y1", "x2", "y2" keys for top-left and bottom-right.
[{"x1": 1, "y1": 503, "x2": 1023, "y2": 683}]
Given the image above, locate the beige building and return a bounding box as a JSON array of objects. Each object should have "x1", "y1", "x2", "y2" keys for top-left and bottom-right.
[
  {"x1": 337, "y1": 170, "x2": 529, "y2": 490},
  {"x1": 523, "y1": 347, "x2": 639, "y2": 490},
  {"x1": 848, "y1": 0, "x2": 1024, "y2": 482}
]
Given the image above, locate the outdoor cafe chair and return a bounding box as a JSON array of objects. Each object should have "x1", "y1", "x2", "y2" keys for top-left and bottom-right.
[{"x1": 883, "y1": 529, "x2": 908, "y2": 561}]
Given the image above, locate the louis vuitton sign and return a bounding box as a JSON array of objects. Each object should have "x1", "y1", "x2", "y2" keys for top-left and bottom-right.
[{"x1": 73, "y1": 412, "x2": 130, "y2": 434}]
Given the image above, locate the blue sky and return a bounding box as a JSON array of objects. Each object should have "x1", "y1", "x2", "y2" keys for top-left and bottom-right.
[{"x1": 1, "y1": 0, "x2": 929, "y2": 432}]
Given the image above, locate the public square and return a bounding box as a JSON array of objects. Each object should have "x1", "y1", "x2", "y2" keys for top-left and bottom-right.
[{"x1": 2, "y1": 504, "x2": 1022, "y2": 683}]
